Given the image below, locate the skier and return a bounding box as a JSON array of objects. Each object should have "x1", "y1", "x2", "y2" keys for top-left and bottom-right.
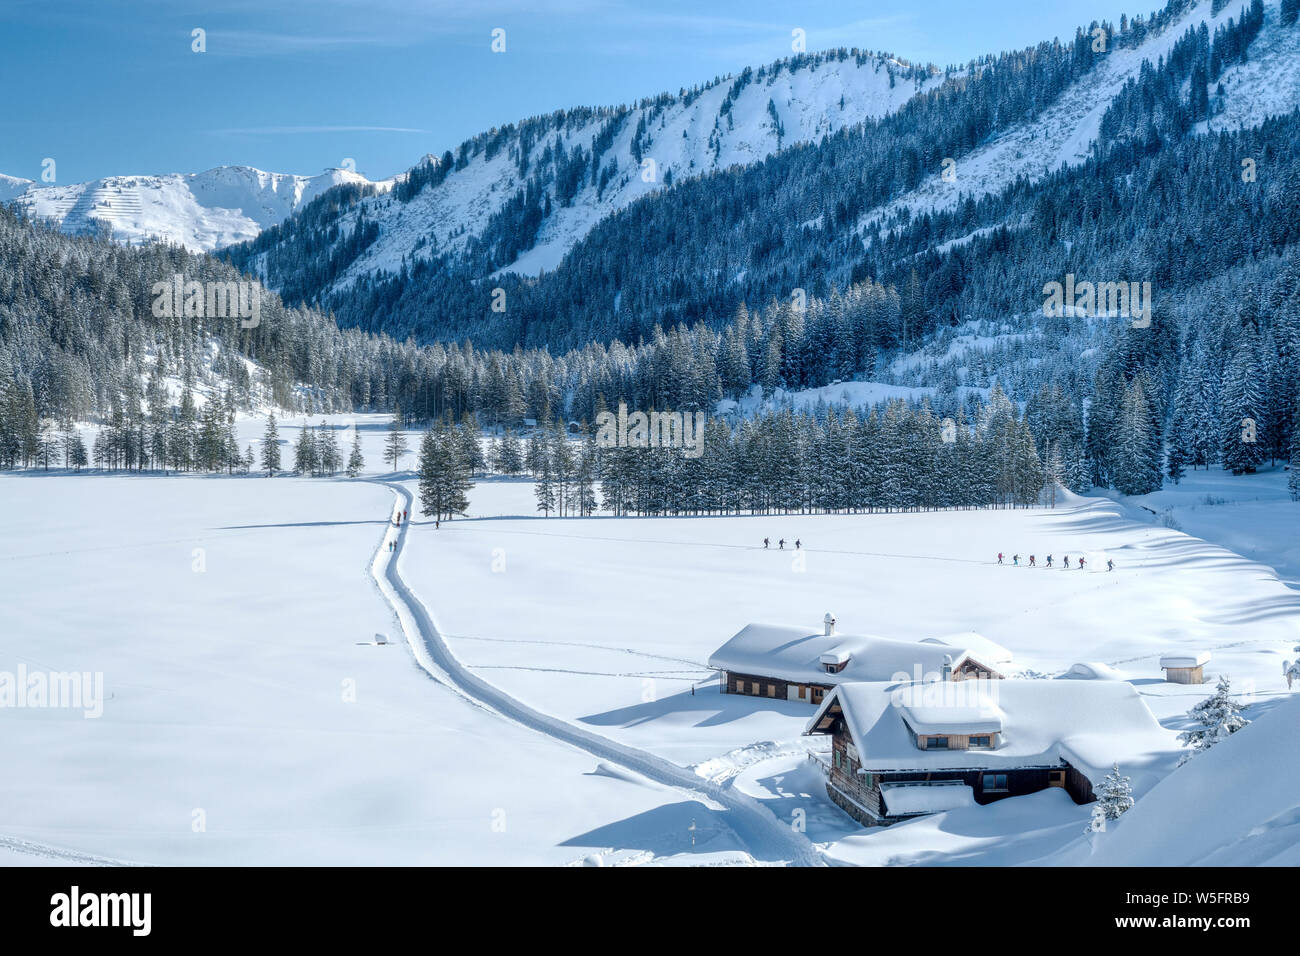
[
  {"x1": 1012, "y1": 554, "x2": 1019, "y2": 566},
  {"x1": 1078, "y1": 556, "x2": 1086, "y2": 570},
  {"x1": 403, "y1": 510, "x2": 408, "y2": 522},
  {"x1": 435, "y1": 519, "x2": 440, "y2": 530},
  {"x1": 998, "y1": 552, "x2": 1004, "y2": 565},
  {"x1": 795, "y1": 539, "x2": 801, "y2": 550},
  {"x1": 763, "y1": 537, "x2": 769, "y2": 549},
  {"x1": 1046, "y1": 554, "x2": 1053, "y2": 568},
  {"x1": 1063, "y1": 555, "x2": 1070, "y2": 568},
  {"x1": 1029, "y1": 555, "x2": 1036, "y2": 567},
  {"x1": 779, "y1": 538, "x2": 785, "y2": 550},
  {"x1": 1107, "y1": 559, "x2": 1114, "y2": 572}
]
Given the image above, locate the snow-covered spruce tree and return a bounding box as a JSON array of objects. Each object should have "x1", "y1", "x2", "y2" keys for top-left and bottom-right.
[
  {"x1": 1220, "y1": 327, "x2": 1266, "y2": 475},
  {"x1": 260, "y1": 413, "x2": 281, "y2": 476},
  {"x1": 1290, "y1": 405, "x2": 1300, "y2": 501},
  {"x1": 318, "y1": 421, "x2": 342, "y2": 476},
  {"x1": 1177, "y1": 675, "x2": 1250, "y2": 765},
  {"x1": 1284, "y1": 648, "x2": 1300, "y2": 689},
  {"x1": 416, "y1": 422, "x2": 475, "y2": 522},
  {"x1": 384, "y1": 407, "x2": 410, "y2": 472},
  {"x1": 293, "y1": 422, "x2": 319, "y2": 475},
  {"x1": 1085, "y1": 763, "x2": 1135, "y2": 834},
  {"x1": 1112, "y1": 379, "x2": 1162, "y2": 495},
  {"x1": 346, "y1": 428, "x2": 365, "y2": 478}
]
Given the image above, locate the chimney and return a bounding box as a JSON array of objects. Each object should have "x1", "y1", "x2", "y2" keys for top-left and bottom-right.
[
  {"x1": 941, "y1": 654, "x2": 954, "y2": 682},
  {"x1": 823, "y1": 612, "x2": 836, "y2": 637}
]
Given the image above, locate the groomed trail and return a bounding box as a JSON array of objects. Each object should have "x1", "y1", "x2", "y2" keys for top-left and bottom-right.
[{"x1": 367, "y1": 481, "x2": 822, "y2": 867}]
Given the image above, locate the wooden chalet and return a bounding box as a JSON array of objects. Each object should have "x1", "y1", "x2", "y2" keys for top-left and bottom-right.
[
  {"x1": 804, "y1": 679, "x2": 1178, "y2": 827},
  {"x1": 709, "y1": 614, "x2": 1009, "y2": 706}
]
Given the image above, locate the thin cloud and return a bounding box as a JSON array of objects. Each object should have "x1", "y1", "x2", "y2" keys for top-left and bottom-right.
[{"x1": 212, "y1": 125, "x2": 431, "y2": 135}]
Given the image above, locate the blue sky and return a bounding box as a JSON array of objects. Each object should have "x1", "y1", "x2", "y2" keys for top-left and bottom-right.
[{"x1": 0, "y1": 0, "x2": 1136, "y2": 184}]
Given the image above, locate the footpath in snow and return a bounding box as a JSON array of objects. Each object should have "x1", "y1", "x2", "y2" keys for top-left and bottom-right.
[{"x1": 367, "y1": 481, "x2": 821, "y2": 867}]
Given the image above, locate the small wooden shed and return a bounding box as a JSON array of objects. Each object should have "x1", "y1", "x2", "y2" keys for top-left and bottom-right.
[{"x1": 1160, "y1": 651, "x2": 1210, "y2": 685}]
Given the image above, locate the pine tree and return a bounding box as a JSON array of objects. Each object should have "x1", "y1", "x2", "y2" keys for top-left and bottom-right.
[
  {"x1": 1220, "y1": 328, "x2": 1266, "y2": 475},
  {"x1": 1112, "y1": 379, "x2": 1161, "y2": 495},
  {"x1": 384, "y1": 407, "x2": 410, "y2": 471},
  {"x1": 346, "y1": 427, "x2": 365, "y2": 478},
  {"x1": 1085, "y1": 764, "x2": 1135, "y2": 833},
  {"x1": 1284, "y1": 645, "x2": 1300, "y2": 688},
  {"x1": 261, "y1": 413, "x2": 282, "y2": 476},
  {"x1": 294, "y1": 421, "x2": 319, "y2": 475},
  {"x1": 417, "y1": 422, "x2": 475, "y2": 521},
  {"x1": 66, "y1": 431, "x2": 88, "y2": 471},
  {"x1": 1290, "y1": 400, "x2": 1300, "y2": 501},
  {"x1": 1177, "y1": 676, "x2": 1249, "y2": 765},
  {"x1": 318, "y1": 421, "x2": 342, "y2": 476}
]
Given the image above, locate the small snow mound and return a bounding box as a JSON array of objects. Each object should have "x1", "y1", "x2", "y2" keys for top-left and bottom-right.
[
  {"x1": 1061, "y1": 662, "x2": 1123, "y2": 681},
  {"x1": 582, "y1": 854, "x2": 604, "y2": 867}
]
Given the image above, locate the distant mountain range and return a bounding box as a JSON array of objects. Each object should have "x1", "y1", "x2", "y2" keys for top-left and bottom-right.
[
  {"x1": 0, "y1": 165, "x2": 380, "y2": 251},
  {"x1": 4, "y1": 0, "x2": 1299, "y2": 353}
]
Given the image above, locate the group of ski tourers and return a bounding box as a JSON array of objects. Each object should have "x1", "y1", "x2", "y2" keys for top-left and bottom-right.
[
  {"x1": 762, "y1": 537, "x2": 801, "y2": 550},
  {"x1": 386, "y1": 509, "x2": 409, "y2": 552},
  {"x1": 997, "y1": 551, "x2": 1113, "y2": 572}
]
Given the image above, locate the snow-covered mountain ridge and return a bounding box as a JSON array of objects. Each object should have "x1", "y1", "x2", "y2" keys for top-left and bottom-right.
[{"x1": 0, "y1": 164, "x2": 381, "y2": 252}]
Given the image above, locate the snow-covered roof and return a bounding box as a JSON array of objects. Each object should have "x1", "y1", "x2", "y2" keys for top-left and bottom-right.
[
  {"x1": 805, "y1": 679, "x2": 1179, "y2": 789},
  {"x1": 879, "y1": 782, "x2": 975, "y2": 817},
  {"x1": 921, "y1": 631, "x2": 1013, "y2": 666},
  {"x1": 708, "y1": 623, "x2": 1003, "y2": 686},
  {"x1": 1161, "y1": 652, "x2": 1210, "y2": 669}
]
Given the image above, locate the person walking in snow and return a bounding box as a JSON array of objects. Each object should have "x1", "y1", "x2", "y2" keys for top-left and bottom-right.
[
  {"x1": 1078, "y1": 556, "x2": 1086, "y2": 570},
  {"x1": 403, "y1": 510, "x2": 408, "y2": 522},
  {"x1": 763, "y1": 537, "x2": 769, "y2": 549},
  {"x1": 778, "y1": 538, "x2": 785, "y2": 549},
  {"x1": 795, "y1": 539, "x2": 801, "y2": 550},
  {"x1": 1012, "y1": 554, "x2": 1019, "y2": 566},
  {"x1": 1029, "y1": 555, "x2": 1036, "y2": 567},
  {"x1": 998, "y1": 552, "x2": 1004, "y2": 565},
  {"x1": 1107, "y1": 559, "x2": 1114, "y2": 572},
  {"x1": 1063, "y1": 555, "x2": 1070, "y2": 568},
  {"x1": 1046, "y1": 554, "x2": 1053, "y2": 568}
]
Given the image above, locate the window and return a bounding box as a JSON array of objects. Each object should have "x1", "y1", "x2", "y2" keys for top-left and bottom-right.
[
  {"x1": 768, "y1": 684, "x2": 777, "y2": 698},
  {"x1": 969, "y1": 735, "x2": 991, "y2": 749},
  {"x1": 982, "y1": 773, "x2": 1009, "y2": 792},
  {"x1": 798, "y1": 686, "x2": 807, "y2": 700},
  {"x1": 834, "y1": 750, "x2": 841, "y2": 769},
  {"x1": 926, "y1": 736, "x2": 949, "y2": 750}
]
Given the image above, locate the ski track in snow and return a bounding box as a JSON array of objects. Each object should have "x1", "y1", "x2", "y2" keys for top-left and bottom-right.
[
  {"x1": 0, "y1": 834, "x2": 141, "y2": 867},
  {"x1": 366, "y1": 481, "x2": 823, "y2": 867}
]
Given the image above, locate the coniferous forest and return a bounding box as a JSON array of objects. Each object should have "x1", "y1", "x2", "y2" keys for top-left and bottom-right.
[{"x1": 4, "y1": 0, "x2": 1300, "y2": 510}]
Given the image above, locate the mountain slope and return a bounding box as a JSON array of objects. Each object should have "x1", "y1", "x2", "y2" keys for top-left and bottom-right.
[
  {"x1": 1082, "y1": 694, "x2": 1300, "y2": 866},
  {"x1": 6, "y1": 165, "x2": 380, "y2": 252},
  {"x1": 227, "y1": 0, "x2": 1300, "y2": 354},
  {"x1": 229, "y1": 50, "x2": 942, "y2": 295},
  {"x1": 859, "y1": 0, "x2": 1300, "y2": 238}
]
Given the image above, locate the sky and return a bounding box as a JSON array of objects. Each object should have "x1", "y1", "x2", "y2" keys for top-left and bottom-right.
[{"x1": 0, "y1": 0, "x2": 1138, "y2": 185}]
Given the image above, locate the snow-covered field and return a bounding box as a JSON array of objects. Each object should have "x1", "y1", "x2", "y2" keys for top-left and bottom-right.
[
  {"x1": 4, "y1": 416, "x2": 1299, "y2": 866},
  {"x1": 0, "y1": 466, "x2": 754, "y2": 866}
]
